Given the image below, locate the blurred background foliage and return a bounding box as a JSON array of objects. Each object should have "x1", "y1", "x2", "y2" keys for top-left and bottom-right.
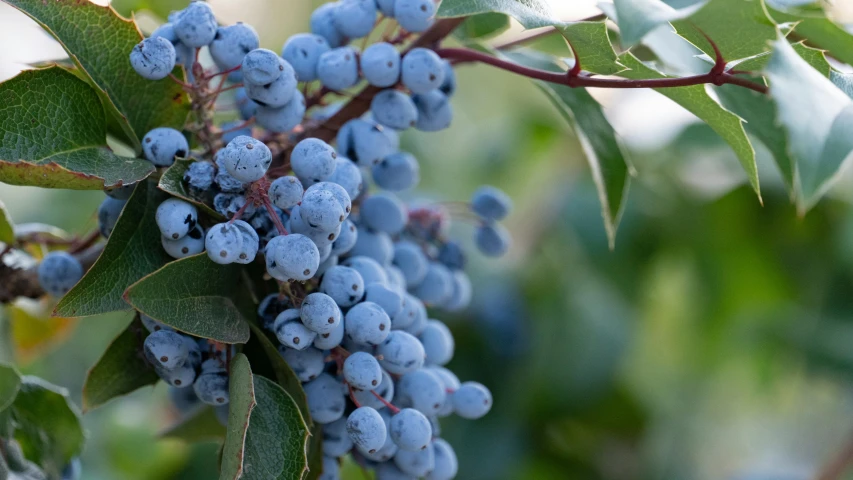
[{"x1": 3, "y1": 0, "x2": 853, "y2": 479}]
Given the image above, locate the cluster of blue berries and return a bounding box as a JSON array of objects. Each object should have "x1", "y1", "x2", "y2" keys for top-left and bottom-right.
[{"x1": 35, "y1": 1, "x2": 517, "y2": 478}]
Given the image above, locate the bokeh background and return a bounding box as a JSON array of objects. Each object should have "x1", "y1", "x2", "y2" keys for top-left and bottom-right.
[{"x1": 3, "y1": 0, "x2": 853, "y2": 479}]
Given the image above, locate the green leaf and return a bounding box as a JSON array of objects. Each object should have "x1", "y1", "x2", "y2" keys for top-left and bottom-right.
[
  {"x1": 0, "y1": 364, "x2": 21, "y2": 412},
  {"x1": 54, "y1": 180, "x2": 172, "y2": 317},
  {"x1": 245, "y1": 322, "x2": 311, "y2": 425},
  {"x1": 220, "y1": 354, "x2": 310, "y2": 480},
  {"x1": 831, "y1": 70, "x2": 853, "y2": 99},
  {"x1": 158, "y1": 158, "x2": 223, "y2": 220},
  {"x1": 728, "y1": 42, "x2": 831, "y2": 76},
  {"x1": 453, "y1": 12, "x2": 511, "y2": 40},
  {"x1": 0, "y1": 67, "x2": 154, "y2": 190},
  {"x1": 0, "y1": 200, "x2": 14, "y2": 245},
  {"x1": 769, "y1": 5, "x2": 853, "y2": 66},
  {"x1": 506, "y1": 50, "x2": 631, "y2": 248},
  {"x1": 304, "y1": 424, "x2": 324, "y2": 480},
  {"x1": 436, "y1": 0, "x2": 560, "y2": 29},
  {"x1": 160, "y1": 407, "x2": 226, "y2": 442},
  {"x1": 607, "y1": 0, "x2": 705, "y2": 46},
  {"x1": 11, "y1": 376, "x2": 84, "y2": 478},
  {"x1": 110, "y1": 0, "x2": 188, "y2": 21},
  {"x1": 124, "y1": 254, "x2": 251, "y2": 343},
  {"x1": 618, "y1": 53, "x2": 760, "y2": 199},
  {"x1": 556, "y1": 22, "x2": 625, "y2": 75},
  {"x1": 672, "y1": 0, "x2": 778, "y2": 61},
  {"x1": 82, "y1": 317, "x2": 158, "y2": 411},
  {"x1": 3, "y1": 0, "x2": 191, "y2": 151},
  {"x1": 717, "y1": 81, "x2": 795, "y2": 193},
  {"x1": 765, "y1": 37, "x2": 853, "y2": 210},
  {"x1": 14, "y1": 223, "x2": 70, "y2": 243}
]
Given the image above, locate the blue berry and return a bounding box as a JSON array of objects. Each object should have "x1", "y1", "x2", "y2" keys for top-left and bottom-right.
[
  {"x1": 376, "y1": 463, "x2": 414, "y2": 480},
  {"x1": 130, "y1": 37, "x2": 176, "y2": 80},
  {"x1": 174, "y1": 1, "x2": 218, "y2": 47},
  {"x1": 258, "y1": 293, "x2": 291, "y2": 330},
  {"x1": 233, "y1": 219, "x2": 259, "y2": 264},
  {"x1": 98, "y1": 196, "x2": 125, "y2": 238},
  {"x1": 345, "y1": 301, "x2": 391, "y2": 346},
  {"x1": 328, "y1": 157, "x2": 363, "y2": 200},
  {"x1": 141, "y1": 314, "x2": 173, "y2": 333},
  {"x1": 143, "y1": 128, "x2": 188, "y2": 167},
  {"x1": 143, "y1": 329, "x2": 188, "y2": 371},
  {"x1": 412, "y1": 262, "x2": 453, "y2": 305},
  {"x1": 292, "y1": 138, "x2": 338, "y2": 184},
  {"x1": 307, "y1": 182, "x2": 352, "y2": 215},
  {"x1": 377, "y1": 331, "x2": 425, "y2": 375},
  {"x1": 389, "y1": 408, "x2": 432, "y2": 451},
  {"x1": 317, "y1": 46, "x2": 360, "y2": 91},
  {"x1": 427, "y1": 367, "x2": 460, "y2": 417},
  {"x1": 214, "y1": 152, "x2": 248, "y2": 193},
  {"x1": 301, "y1": 292, "x2": 342, "y2": 334},
  {"x1": 317, "y1": 254, "x2": 339, "y2": 277},
  {"x1": 333, "y1": 0, "x2": 377, "y2": 39},
  {"x1": 269, "y1": 176, "x2": 304, "y2": 209},
  {"x1": 314, "y1": 317, "x2": 345, "y2": 349},
  {"x1": 350, "y1": 228, "x2": 394, "y2": 265},
  {"x1": 331, "y1": 219, "x2": 358, "y2": 256},
  {"x1": 413, "y1": 90, "x2": 452, "y2": 131},
  {"x1": 342, "y1": 256, "x2": 388, "y2": 286},
  {"x1": 161, "y1": 224, "x2": 205, "y2": 259},
  {"x1": 255, "y1": 90, "x2": 306, "y2": 133},
  {"x1": 343, "y1": 351, "x2": 382, "y2": 390},
  {"x1": 451, "y1": 382, "x2": 492, "y2": 419},
  {"x1": 37, "y1": 251, "x2": 83, "y2": 297},
  {"x1": 394, "y1": 442, "x2": 435, "y2": 477},
  {"x1": 396, "y1": 369, "x2": 446, "y2": 416},
  {"x1": 323, "y1": 417, "x2": 354, "y2": 457},
  {"x1": 361, "y1": 42, "x2": 401, "y2": 87},
  {"x1": 336, "y1": 119, "x2": 397, "y2": 167},
  {"x1": 366, "y1": 282, "x2": 403, "y2": 319},
  {"x1": 193, "y1": 370, "x2": 229, "y2": 405},
  {"x1": 320, "y1": 265, "x2": 365, "y2": 307},
  {"x1": 371, "y1": 89, "x2": 418, "y2": 130},
  {"x1": 360, "y1": 419, "x2": 398, "y2": 462},
  {"x1": 437, "y1": 241, "x2": 465, "y2": 270},
  {"x1": 241, "y1": 48, "x2": 288, "y2": 86},
  {"x1": 282, "y1": 33, "x2": 330, "y2": 82},
  {"x1": 156, "y1": 198, "x2": 198, "y2": 240},
  {"x1": 361, "y1": 193, "x2": 407, "y2": 234},
  {"x1": 301, "y1": 188, "x2": 346, "y2": 232},
  {"x1": 150, "y1": 23, "x2": 190, "y2": 65},
  {"x1": 304, "y1": 373, "x2": 347, "y2": 424},
  {"x1": 265, "y1": 233, "x2": 320, "y2": 281},
  {"x1": 245, "y1": 66, "x2": 298, "y2": 108},
  {"x1": 155, "y1": 362, "x2": 197, "y2": 388},
  {"x1": 205, "y1": 222, "x2": 244, "y2": 264},
  {"x1": 213, "y1": 193, "x2": 256, "y2": 219},
  {"x1": 351, "y1": 369, "x2": 395, "y2": 410},
  {"x1": 426, "y1": 438, "x2": 458, "y2": 480},
  {"x1": 471, "y1": 185, "x2": 512, "y2": 221},
  {"x1": 274, "y1": 309, "x2": 317, "y2": 350},
  {"x1": 210, "y1": 23, "x2": 259, "y2": 71},
  {"x1": 183, "y1": 160, "x2": 215, "y2": 193},
  {"x1": 311, "y1": 3, "x2": 346, "y2": 48},
  {"x1": 280, "y1": 345, "x2": 325, "y2": 382},
  {"x1": 376, "y1": 0, "x2": 396, "y2": 16},
  {"x1": 401, "y1": 48, "x2": 445, "y2": 94},
  {"x1": 474, "y1": 222, "x2": 511, "y2": 257},
  {"x1": 392, "y1": 241, "x2": 427, "y2": 288},
  {"x1": 235, "y1": 87, "x2": 259, "y2": 120},
  {"x1": 220, "y1": 135, "x2": 272, "y2": 183},
  {"x1": 394, "y1": 0, "x2": 435, "y2": 33},
  {"x1": 346, "y1": 406, "x2": 387, "y2": 454},
  {"x1": 372, "y1": 152, "x2": 420, "y2": 191},
  {"x1": 444, "y1": 270, "x2": 472, "y2": 312},
  {"x1": 438, "y1": 60, "x2": 456, "y2": 96},
  {"x1": 385, "y1": 265, "x2": 407, "y2": 293},
  {"x1": 319, "y1": 456, "x2": 340, "y2": 480}
]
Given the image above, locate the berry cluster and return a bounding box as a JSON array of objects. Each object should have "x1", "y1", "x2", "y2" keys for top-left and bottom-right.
[{"x1": 36, "y1": 1, "x2": 513, "y2": 478}]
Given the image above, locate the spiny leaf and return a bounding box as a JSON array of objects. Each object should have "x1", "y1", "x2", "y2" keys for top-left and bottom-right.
[
  {"x1": 728, "y1": 42, "x2": 831, "y2": 76},
  {"x1": 672, "y1": 0, "x2": 779, "y2": 61},
  {"x1": 769, "y1": 4, "x2": 853, "y2": 66},
  {"x1": 617, "y1": 54, "x2": 760, "y2": 200},
  {"x1": 158, "y1": 158, "x2": 223, "y2": 220},
  {"x1": 765, "y1": 37, "x2": 853, "y2": 211},
  {"x1": 0, "y1": 200, "x2": 14, "y2": 245},
  {"x1": 124, "y1": 254, "x2": 251, "y2": 343},
  {"x1": 557, "y1": 22, "x2": 625, "y2": 76},
  {"x1": 0, "y1": 364, "x2": 21, "y2": 412},
  {"x1": 55, "y1": 180, "x2": 172, "y2": 317},
  {"x1": 453, "y1": 12, "x2": 511, "y2": 41},
  {"x1": 606, "y1": 0, "x2": 705, "y2": 46},
  {"x1": 0, "y1": 67, "x2": 153, "y2": 189},
  {"x1": 3, "y1": 0, "x2": 191, "y2": 151},
  {"x1": 436, "y1": 0, "x2": 561, "y2": 29},
  {"x1": 82, "y1": 317, "x2": 158, "y2": 411}
]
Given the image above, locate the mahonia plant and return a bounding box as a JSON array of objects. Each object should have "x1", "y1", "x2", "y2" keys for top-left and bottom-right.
[{"x1": 1, "y1": 0, "x2": 852, "y2": 478}]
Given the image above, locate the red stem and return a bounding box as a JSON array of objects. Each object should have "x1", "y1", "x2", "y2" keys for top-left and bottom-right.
[
  {"x1": 261, "y1": 193, "x2": 288, "y2": 235},
  {"x1": 435, "y1": 47, "x2": 769, "y2": 94},
  {"x1": 370, "y1": 390, "x2": 400, "y2": 414},
  {"x1": 348, "y1": 385, "x2": 363, "y2": 408}
]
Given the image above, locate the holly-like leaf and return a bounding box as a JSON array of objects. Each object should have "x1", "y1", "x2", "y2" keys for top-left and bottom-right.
[
  {"x1": 160, "y1": 407, "x2": 226, "y2": 442},
  {"x1": 245, "y1": 322, "x2": 311, "y2": 424},
  {"x1": 769, "y1": 4, "x2": 853, "y2": 66},
  {"x1": 82, "y1": 317, "x2": 158, "y2": 411},
  {"x1": 0, "y1": 364, "x2": 21, "y2": 412},
  {"x1": 11, "y1": 376, "x2": 84, "y2": 479},
  {"x1": 159, "y1": 159, "x2": 223, "y2": 220},
  {"x1": 436, "y1": 0, "x2": 560, "y2": 29},
  {"x1": 507, "y1": 50, "x2": 631, "y2": 248},
  {"x1": 124, "y1": 254, "x2": 251, "y2": 343},
  {"x1": 3, "y1": 0, "x2": 190, "y2": 151},
  {"x1": 55, "y1": 180, "x2": 172, "y2": 317},
  {"x1": 453, "y1": 12, "x2": 511, "y2": 41},
  {"x1": 606, "y1": 0, "x2": 706, "y2": 47},
  {"x1": 557, "y1": 22, "x2": 624, "y2": 76},
  {"x1": 831, "y1": 71, "x2": 853, "y2": 99},
  {"x1": 728, "y1": 42, "x2": 831, "y2": 76},
  {"x1": 765, "y1": 37, "x2": 853, "y2": 210},
  {"x1": 0, "y1": 67, "x2": 154, "y2": 190},
  {"x1": 0, "y1": 201, "x2": 13, "y2": 245},
  {"x1": 617, "y1": 54, "x2": 760, "y2": 199},
  {"x1": 672, "y1": 0, "x2": 778, "y2": 61}
]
